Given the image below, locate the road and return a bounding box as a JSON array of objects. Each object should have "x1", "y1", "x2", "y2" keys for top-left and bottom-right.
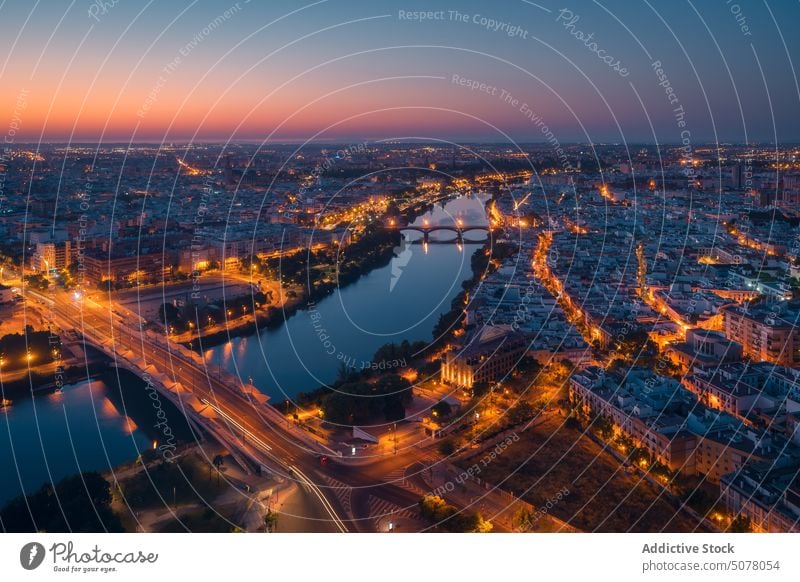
[
  {"x1": 31, "y1": 287, "x2": 451, "y2": 532},
  {"x1": 30, "y1": 287, "x2": 351, "y2": 532}
]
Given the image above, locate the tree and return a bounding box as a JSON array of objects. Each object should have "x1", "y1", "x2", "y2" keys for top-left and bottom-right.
[
  {"x1": 418, "y1": 360, "x2": 440, "y2": 377},
  {"x1": 515, "y1": 355, "x2": 542, "y2": 376},
  {"x1": 432, "y1": 400, "x2": 453, "y2": 419},
  {"x1": 321, "y1": 375, "x2": 412, "y2": 425},
  {"x1": 383, "y1": 398, "x2": 406, "y2": 422},
  {"x1": 513, "y1": 506, "x2": 535, "y2": 531},
  {"x1": 472, "y1": 381, "x2": 491, "y2": 398},
  {"x1": 418, "y1": 495, "x2": 492, "y2": 532},
  {"x1": 473, "y1": 514, "x2": 493, "y2": 533},
  {"x1": 0, "y1": 330, "x2": 60, "y2": 371},
  {"x1": 322, "y1": 392, "x2": 355, "y2": 425},
  {"x1": 264, "y1": 510, "x2": 279, "y2": 532},
  {"x1": 437, "y1": 439, "x2": 456, "y2": 457},
  {"x1": 158, "y1": 303, "x2": 181, "y2": 325},
  {"x1": 592, "y1": 415, "x2": 614, "y2": 439},
  {"x1": 24, "y1": 273, "x2": 49, "y2": 291},
  {"x1": 728, "y1": 514, "x2": 752, "y2": 533},
  {"x1": 419, "y1": 495, "x2": 451, "y2": 522},
  {"x1": 506, "y1": 401, "x2": 535, "y2": 426},
  {"x1": 335, "y1": 361, "x2": 356, "y2": 384},
  {"x1": 0, "y1": 472, "x2": 123, "y2": 532},
  {"x1": 614, "y1": 328, "x2": 658, "y2": 367},
  {"x1": 212, "y1": 455, "x2": 225, "y2": 483}
]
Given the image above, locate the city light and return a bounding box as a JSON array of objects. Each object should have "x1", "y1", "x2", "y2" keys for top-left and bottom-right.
[{"x1": 1, "y1": 2, "x2": 799, "y2": 548}]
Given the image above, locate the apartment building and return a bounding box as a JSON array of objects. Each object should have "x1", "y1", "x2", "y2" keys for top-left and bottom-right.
[
  {"x1": 721, "y1": 461, "x2": 800, "y2": 532},
  {"x1": 441, "y1": 324, "x2": 527, "y2": 391},
  {"x1": 570, "y1": 367, "x2": 786, "y2": 482},
  {"x1": 722, "y1": 302, "x2": 800, "y2": 366}
]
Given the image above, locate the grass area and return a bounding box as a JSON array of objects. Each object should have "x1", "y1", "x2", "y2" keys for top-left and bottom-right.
[
  {"x1": 157, "y1": 506, "x2": 242, "y2": 533},
  {"x1": 458, "y1": 414, "x2": 703, "y2": 533},
  {"x1": 117, "y1": 453, "x2": 228, "y2": 512}
]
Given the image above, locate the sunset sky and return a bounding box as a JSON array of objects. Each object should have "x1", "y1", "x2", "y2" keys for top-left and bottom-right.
[{"x1": 1, "y1": 0, "x2": 798, "y2": 144}]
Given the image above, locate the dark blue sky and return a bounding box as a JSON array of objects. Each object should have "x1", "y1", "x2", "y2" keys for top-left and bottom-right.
[{"x1": 0, "y1": 0, "x2": 798, "y2": 143}]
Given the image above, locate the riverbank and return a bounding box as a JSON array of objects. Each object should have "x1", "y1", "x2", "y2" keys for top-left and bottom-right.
[
  {"x1": 202, "y1": 194, "x2": 492, "y2": 402},
  {"x1": 0, "y1": 361, "x2": 110, "y2": 400},
  {"x1": 277, "y1": 236, "x2": 497, "y2": 415},
  {"x1": 0, "y1": 365, "x2": 198, "y2": 509},
  {"x1": 188, "y1": 226, "x2": 401, "y2": 352},
  {"x1": 184, "y1": 194, "x2": 479, "y2": 353}
]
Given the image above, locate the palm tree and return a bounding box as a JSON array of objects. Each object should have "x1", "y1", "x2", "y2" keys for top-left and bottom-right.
[
  {"x1": 264, "y1": 510, "x2": 278, "y2": 533},
  {"x1": 212, "y1": 455, "x2": 225, "y2": 483}
]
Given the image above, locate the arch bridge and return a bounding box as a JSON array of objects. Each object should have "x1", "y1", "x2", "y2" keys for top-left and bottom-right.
[{"x1": 385, "y1": 222, "x2": 493, "y2": 243}]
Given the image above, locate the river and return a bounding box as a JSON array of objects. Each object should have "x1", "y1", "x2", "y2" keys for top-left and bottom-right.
[
  {"x1": 0, "y1": 378, "x2": 151, "y2": 507},
  {"x1": 0, "y1": 195, "x2": 488, "y2": 507},
  {"x1": 202, "y1": 194, "x2": 489, "y2": 401},
  {"x1": 0, "y1": 367, "x2": 194, "y2": 507}
]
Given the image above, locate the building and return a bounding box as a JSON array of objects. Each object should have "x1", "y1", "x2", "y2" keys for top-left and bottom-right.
[
  {"x1": 665, "y1": 328, "x2": 742, "y2": 372},
  {"x1": 178, "y1": 245, "x2": 214, "y2": 274},
  {"x1": 722, "y1": 302, "x2": 800, "y2": 366},
  {"x1": 570, "y1": 366, "x2": 786, "y2": 482},
  {"x1": 569, "y1": 367, "x2": 697, "y2": 473},
  {"x1": 684, "y1": 363, "x2": 767, "y2": 421},
  {"x1": 689, "y1": 411, "x2": 779, "y2": 482},
  {"x1": 32, "y1": 240, "x2": 72, "y2": 272},
  {"x1": 440, "y1": 324, "x2": 526, "y2": 390},
  {"x1": 683, "y1": 362, "x2": 800, "y2": 424},
  {"x1": 721, "y1": 461, "x2": 800, "y2": 532},
  {"x1": 84, "y1": 248, "x2": 175, "y2": 286},
  {"x1": 0, "y1": 284, "x2": 13, "y2": 303},
  {"x1": 651, "y1": 284, "x2": 729, "y2": 330}
]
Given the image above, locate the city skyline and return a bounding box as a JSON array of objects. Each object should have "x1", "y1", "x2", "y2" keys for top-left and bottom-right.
[{"x1": 3, "y1": 2, "x2": 800, "y2": 573}]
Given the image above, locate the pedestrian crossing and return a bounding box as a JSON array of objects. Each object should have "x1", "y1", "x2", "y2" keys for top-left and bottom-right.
[
  {"x1": 368, "y1": 495, "x2": 418, "y2": 525},
  {"x1": 318, "y1": 474, "x2": 352, "y2": 517},
  {"x1": 380, "y1": 464, "x2": 431, "y2": 495},
  {"x1": 382, "y1": 467, "x2": 408, "y2": 486}
]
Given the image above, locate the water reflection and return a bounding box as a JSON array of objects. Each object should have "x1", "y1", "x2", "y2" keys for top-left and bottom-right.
[
  {"x1": 204, "y1": 195, "x2": 490, "y2": 400},
  {"x1": 0, "y1": 380, "x2": 150, "y2": 507}
]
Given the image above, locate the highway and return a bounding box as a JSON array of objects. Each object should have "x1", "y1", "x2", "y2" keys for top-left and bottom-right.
[
  {"x1": 33, "y1": 288, "x2": 353, "y2": 532},
  {"x1": 32, "y1": 287, "x2": 451, "y2": 532},
  {"x1": 28, "y1": 279, "x2": 527, "y2": 533}
]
